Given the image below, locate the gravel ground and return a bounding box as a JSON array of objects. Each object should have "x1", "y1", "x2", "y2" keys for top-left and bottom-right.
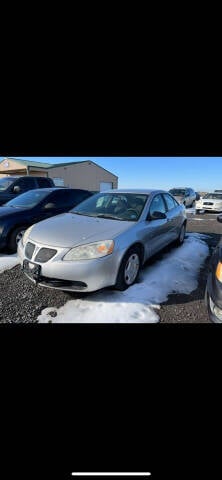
[{"x1": 0, "y1": 212, "x2": 221, "y2": 323}]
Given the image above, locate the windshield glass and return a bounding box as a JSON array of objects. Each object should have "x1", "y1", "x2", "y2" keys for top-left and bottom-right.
[
  {"x1": 70, "y1": 192, "x2": 149, "y2": 221},
  {"x1": 169, "y1": 189, "x2": 186, "y2": 196},
  {"x1": 0, "y1": 177, "x2": 15, "y2": 191},
  {"x1": 5, "y1": 190, "x2": 51, "y2": 208},
  {"x1": 203, "y1": 193, "x2": 222, "y2": 200}
]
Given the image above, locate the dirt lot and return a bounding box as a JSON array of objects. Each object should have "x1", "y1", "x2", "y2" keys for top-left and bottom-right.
[{"x1": 0, "y1": 212, "x2": 221, "y2": 323}]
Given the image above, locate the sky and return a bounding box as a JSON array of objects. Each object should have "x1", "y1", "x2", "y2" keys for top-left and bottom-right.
[
  {"x1": 0, "y1": 233, "x2": 209, "y2": 323},
  {"x1": 1, "y1": 156, "x2": 221, "y2": 192}
]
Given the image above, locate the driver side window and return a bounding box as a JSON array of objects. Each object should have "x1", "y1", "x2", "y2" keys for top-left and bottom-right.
[{"x1": 149, "y1": 194, "x2": 166, "y2": 216}]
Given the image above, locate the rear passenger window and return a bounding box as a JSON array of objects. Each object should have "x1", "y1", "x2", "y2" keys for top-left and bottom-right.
[
  {"x1": 14, "y1": 177, "x2": 35, "y2": 191},
  {"x1": 163, "y1": 193, "x2": 177, "y2": 211},
  {"x1": 71, "y1": 191, "x2": 91, "y2": 205},
  {"x1": 47, "y1": 190, "x2": 89, "y2": 209}
]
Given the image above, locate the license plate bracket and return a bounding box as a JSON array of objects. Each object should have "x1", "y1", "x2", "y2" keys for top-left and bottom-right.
[{"x1": 23, "y1": 259, "x2": 41, "y2": 281}]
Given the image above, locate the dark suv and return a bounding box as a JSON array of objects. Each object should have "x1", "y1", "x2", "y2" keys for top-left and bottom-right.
[{"x1": 0, "y1": 176, "x2": 55, "y2": 205}]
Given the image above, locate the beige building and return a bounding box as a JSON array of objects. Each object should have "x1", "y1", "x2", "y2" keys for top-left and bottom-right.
[{"x1": 0, "y1": 158, "x2": 118, "y2": 191}]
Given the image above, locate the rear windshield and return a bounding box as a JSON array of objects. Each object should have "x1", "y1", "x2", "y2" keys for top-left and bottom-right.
[
  {"x1": 0, "y1": 177, "x2": 15, "y2": 191},
  {"x1": 169, "y1": 189, "x2": 186, "y2": 196}
]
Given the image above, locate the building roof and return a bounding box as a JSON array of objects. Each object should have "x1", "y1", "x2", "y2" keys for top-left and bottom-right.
[
  {"x1": 48, "y1": 160, "x2": 118, "y2": 178},
  {"x1": 1, "y1": 158, "x2": 52, "y2": 168},
  {"x1": 1, "y1": 158, "x2": 118, "y2": 178}
]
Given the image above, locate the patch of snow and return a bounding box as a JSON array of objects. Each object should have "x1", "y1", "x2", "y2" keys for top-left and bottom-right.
[{"x1": 0, "y1": 253, "x2": 19, "y2": 274}]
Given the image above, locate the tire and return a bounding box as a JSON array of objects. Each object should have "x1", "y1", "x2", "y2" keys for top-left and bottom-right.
[
  {"x1": 175, "y1": 223, "x2": 186, "y2": 246},
  {"x1": 196, "y1": 209, "x2": 200, "y2": 214},
  {"x1": 8, "y1": 226, "x2": 27, "y2": 253},
  {"x1": 115, "y1": 247, "x2": 141, "y2": 291}
]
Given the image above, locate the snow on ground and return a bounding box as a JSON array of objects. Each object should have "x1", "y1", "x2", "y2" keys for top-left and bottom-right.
[
  {"x1": 0, "y1": 234, "x2": 210, "y2": 323},
  {"x1": 0, "y1": 253, "x2": 20, "y2": 273},
  {"x1": 38, "y1": 233, "x2": 209, "y2": 323}
]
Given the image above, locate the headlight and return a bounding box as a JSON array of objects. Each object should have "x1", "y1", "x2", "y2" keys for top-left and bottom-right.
[
  {"x1": 22, "y1": 225, "x2": 34, "y2": 246},
  {"x1": 63, "y1": 240, "x2": 114, "y2": 261},
  {"x1": 216, "y1": 262, "x2": 222, "y2": 283}
]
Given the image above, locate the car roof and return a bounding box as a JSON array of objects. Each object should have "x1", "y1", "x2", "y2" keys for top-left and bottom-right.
[
  {"x1": 101, "y1": 188, "x2": 169, "y2": 194},
  {"x1": 20, "y1": 187, "x2": 90, "y2": 193},
  {"x1": 0, "y1": 176, "x2": 50, "y2": 180}
]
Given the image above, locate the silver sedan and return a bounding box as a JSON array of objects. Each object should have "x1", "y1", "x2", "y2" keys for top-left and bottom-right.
[{"x1": 18, "y1": 189, "x2": 187, "y2": 292}]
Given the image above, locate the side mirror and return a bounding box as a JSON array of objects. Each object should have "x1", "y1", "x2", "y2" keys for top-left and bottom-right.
[
  {"x1": 43, "y1": 202, "x2": 56, "y2": 209},
  {"x1": 13, "y1": 186, "x2": 20, "y2": 193},
  {"x1": 148, "y1": 211, "x2": 167, "y2": 220},
  {"x1": 217, "y1": 214, "x2": 222, "y2": 223}
]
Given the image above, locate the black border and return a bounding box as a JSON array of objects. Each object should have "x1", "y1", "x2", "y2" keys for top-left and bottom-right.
[{"x1": 1, "y1": 114, "x2": 222, "y2": 479}]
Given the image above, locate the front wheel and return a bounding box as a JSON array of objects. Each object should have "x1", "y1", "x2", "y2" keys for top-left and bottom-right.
[
  {"x1": 8, "y1": 226, "x2": 27, "y2": 253},
  {"x1": 115, "y1": 247, "x2": 141, "y2": 291},
  {"x1": 175, "y1": 223, "x2": 186, "y2": 246}
]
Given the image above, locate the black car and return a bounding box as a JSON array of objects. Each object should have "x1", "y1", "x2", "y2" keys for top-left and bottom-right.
[
  {"x1": 205, "y1": 214, "x2": 222, "y2": 322},
  {"x1": 0, "y1": 187, "x2": 92, "y2": 253}
]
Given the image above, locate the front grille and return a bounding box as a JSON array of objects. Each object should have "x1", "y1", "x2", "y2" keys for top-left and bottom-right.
[
  {"x1": 203, "y1": 202, "x2": 213, "y2": 205},
  {"x1": 25, "y1": 242, "x2": 35, "y2": 260},
  {"x1": 34, "y1": 248, "x2": 57, "y2": 263}
]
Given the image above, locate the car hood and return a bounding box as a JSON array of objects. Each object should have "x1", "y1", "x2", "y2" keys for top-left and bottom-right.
[
  {"x1": 0, "y1": 206, "x2": 27, "y2": 218},
  {"x1": 28, "y1": 212, "x2": 133, "y2": 247}
]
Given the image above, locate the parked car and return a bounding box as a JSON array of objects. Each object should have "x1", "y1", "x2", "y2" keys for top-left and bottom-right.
[
  {"x1": 168, "y1": 188, "x2": 196, "y2": 207},
  {"x1": 0, "y1": 187, "x2": 93, "y2": 252},
  {"x1": 18, "y1": 189, "x2": 187, "y2": 293},
  {"x1": 196, "y1": 192, "x2": 222, "y2": 213},
  {"x1": 0, "y1": 176, "x2": 55, "y2": 205},
  {"x1": 205, "y1": 214, "x2": 222, "y2": 322}
]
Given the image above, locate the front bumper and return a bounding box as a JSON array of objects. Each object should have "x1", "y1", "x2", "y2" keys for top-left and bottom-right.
[
  {"x1": 18, "y1": 239, "x2": 122, "y2": 293},
  {"x1": 205, "y1": 273, "x2": 222, "y2": 323},
  {"x1": 196, "y1": 204, "x2": 222, "y2": 212}
]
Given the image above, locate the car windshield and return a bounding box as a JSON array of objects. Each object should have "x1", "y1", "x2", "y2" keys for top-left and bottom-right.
[
  {"x1": 70, "y1": 192, "x2": 149, "y2": 221},
  {"x1": 203, "y1": 193, "x2": 222, "y2": 200},
  {"x1": 169, "y1": 189, "x2": 186, "y2": 196},
  {"x1": 5, "y1": 190, "x2": 51, "y2": 208},
  {"x1": 0, "y1": 177, "x2": 15, "y2": 191}
]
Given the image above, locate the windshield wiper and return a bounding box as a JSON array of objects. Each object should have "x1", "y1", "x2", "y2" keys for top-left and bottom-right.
[
  {"x1": 71, "y1": 211, "x2": 95, "y2": 217},
  {"x1": 96, "y1": 214, "x2": 123, "y2": 220}
]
